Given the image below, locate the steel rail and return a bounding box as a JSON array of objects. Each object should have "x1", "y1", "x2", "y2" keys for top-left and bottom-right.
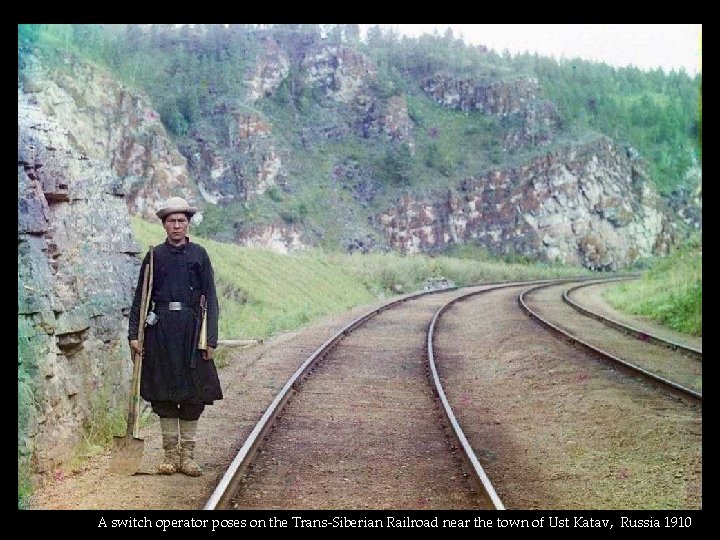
[
  {"x1": 426, "y1": 275, "x2": 602, "y2": 510},
  {"x1": 519, "y1": 280, "x2": 702, "y2": 402},
  {"x1": 204, "y1": 275, "x2": 602, "y2": 509},
  {"x1": 563, "y1": 279, "x2": 702, "y2": 360},
  {"x1": 203, "y1": 286, "x2": 457, "y2": 510}
]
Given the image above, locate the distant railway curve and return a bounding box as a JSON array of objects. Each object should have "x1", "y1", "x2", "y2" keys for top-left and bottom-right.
[
  {"x1": 562, "y1": 279, "x2": 702, "y2": 361},
  {"x1": 519, "y1": 279, "x2": 701, "y2": 402}
]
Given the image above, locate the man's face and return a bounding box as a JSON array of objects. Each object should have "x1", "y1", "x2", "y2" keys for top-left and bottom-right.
[{"x1": 164, "y1": 212, "x2": 189, "y2": 243}]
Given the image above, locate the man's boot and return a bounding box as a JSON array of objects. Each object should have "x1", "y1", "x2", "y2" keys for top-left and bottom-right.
[
  {"x1": 178, "y1": 419, "x2": 203, "y2": 476},
  {"x1": 157, "y1": 417, "x2": 180, "y2": 475}
]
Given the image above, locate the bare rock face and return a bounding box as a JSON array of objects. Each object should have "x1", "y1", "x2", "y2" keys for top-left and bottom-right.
[
  {"x1": 422, "y1": 75, "x2": 561, "y2": 149},
  {"x1": 381, "y1": 96, "x2": 413, "y2": 144},
  {"x1": 24, "y1": 52, "x2": 199, "y2": 220},
  {"x1": 186, "y1": 108, "x2": 284, "y2": 204},
  {"x1": 299, "y1": 43, "x2": 415, "y2": 147},
  {"x1": 376, "y1": 137, "x2": 674, "y2": 270},
  {"x1": 19, "y1": 56, "x2": 142, "y2": 479},
  {"x1": 183, "y1": 38, "x2": 292, "y2": 207},
  {"x1": 667, "y1": 157, "x2": 702, "y2": 230},
  {"x1": 356, "y1": 94, "x2": 415, "y2": 152},
  {"x1": 302, "y1": 44, "x2": 377, "y2": 103},
  {"x1": 235, "y1": 222, "x2": 308, "y2": 253},
  {"x1": 246, "y1": 37, "x2": 291, "y2": 102}
]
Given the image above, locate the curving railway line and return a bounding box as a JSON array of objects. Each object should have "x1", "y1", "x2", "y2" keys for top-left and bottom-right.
[
  {"x1": 520, "y1": 279, "x2": 701, "y2": 400},
  {"x1": 563, "y1": 279, "x2": 702, "y2": 360},
  {"x1": 203, "y1": 275, "x2": 701, "y2": 510},
  {"x1": 206, "y1": 284, "x2": 503, "y2": 510},
  {"x1": 433, "y1": 279, "x2": 701, "y2": 510}
]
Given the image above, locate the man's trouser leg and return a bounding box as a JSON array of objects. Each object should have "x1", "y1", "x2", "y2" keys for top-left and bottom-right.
[
  {"x1": 157, "y1": 416, "x2": 180, "y2": 475},
  {"x1": 178, "y1": 402, "x2": 205, "y2": 477},
  {"x1": 179, "y1": 419, "x2": 203, "y2": 476}
]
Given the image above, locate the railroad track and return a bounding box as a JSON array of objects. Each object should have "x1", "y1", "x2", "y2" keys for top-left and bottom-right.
[
  {"x1": 563, "y1": 280, "x2": 702, "y2": 360},
  {"x1": 431, "y1": 281, "x2": 701, "y2": 510},
  {"x1": 519, "y1": 279, "x2": 702, "y2": 401},
  {"x1": 204, "y1": 278, "x2": 590, "y2": 510},
  {"x1": 203, "y1": 275, "x2": 700, "y2": 510}
]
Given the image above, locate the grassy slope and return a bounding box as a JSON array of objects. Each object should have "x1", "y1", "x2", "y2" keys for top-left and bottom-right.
[{"x1": 602, "y1": 238, "x2": 702, "y2": 336}]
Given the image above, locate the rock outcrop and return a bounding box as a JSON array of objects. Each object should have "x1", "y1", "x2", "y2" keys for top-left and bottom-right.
[
  {"x1": 19, "y1": 56, "x2": 142, "y2": 479},
  {"x1": 19, "y1": 53, "x2": 199, "y2": 221},
  {"x1": 246, "y1": 37, "x2": 291, "y2": 102},
  {"x1": 377, "y1": 137, "x2": 673, "y2": 270},
  {"x1": 235, "y1": 222, "x2": 308, "y2": 254},
  {"x1": 301, "y1": 44, "x2": 377, "y2": 103},
  {"x1": 422, "y1": 75, "x2": 561, "y2": 149},
  {"x1": 185, "y1": 107, "x2": 284, "y2": 204}
]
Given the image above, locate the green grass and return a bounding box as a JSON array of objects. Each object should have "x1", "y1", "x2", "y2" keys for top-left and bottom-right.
[
  {"x1": 603, "y1": 238, "x2": 702, "y2": 336},
  {"x1": 405, "y1": 93, "x2": 505, "y2": 182},
  {"x1": 335, "y1": 250, "x2": 587, "y2": 297},
  {"x1": 132, "y1": 216, "x2": 590, "y2": 339}
]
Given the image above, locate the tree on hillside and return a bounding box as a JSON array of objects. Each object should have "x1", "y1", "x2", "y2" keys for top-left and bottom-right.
[{"x1": 344, "y1": 24, "x2": 361, "y2": 44}]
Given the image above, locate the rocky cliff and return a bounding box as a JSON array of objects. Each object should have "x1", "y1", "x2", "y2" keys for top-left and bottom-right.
[
  {"x1": 18, "y1": 54, "x2": 149, "y2": 480},
  {"x1": 377, "y1": 137, "x2": 674, "y2": 270},
  {"x1": 19, "y1": 53, "x2": 199, "y2": 222},
  {"x1": 422, "y1": 74, "x2": 561, "y2": 149}
]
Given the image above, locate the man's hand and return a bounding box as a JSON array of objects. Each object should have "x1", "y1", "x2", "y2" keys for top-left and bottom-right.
[
  {"x1": 204, "y1": 346, "x2": 215, "y2": 360},
  {"x1": 129, "y1": 339, "x2": 142, "y2": 359}
]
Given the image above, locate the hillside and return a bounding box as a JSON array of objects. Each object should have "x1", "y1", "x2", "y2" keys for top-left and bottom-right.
[
  {"x1": 18, "y1": 24, "x2": 701, "y2": 268},
  {"x1": 131, "y1": 216, "x2": 588, "y2": 340}
]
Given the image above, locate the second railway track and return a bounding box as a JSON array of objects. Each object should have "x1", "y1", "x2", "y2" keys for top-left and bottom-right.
[
  {"x1": 520, "y1": 280, "x2": 702, "y2": 400},
  {"x1": 564, "y1": 280, "x2": 702, "y2": 360},
  {"x1": 433, "y1": 281, "x2": 701, "y2": 510}
]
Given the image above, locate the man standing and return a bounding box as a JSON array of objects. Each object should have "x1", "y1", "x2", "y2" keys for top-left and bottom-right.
[{"x1": 128, "y1": 196, "x2": 222, "y2": 476}]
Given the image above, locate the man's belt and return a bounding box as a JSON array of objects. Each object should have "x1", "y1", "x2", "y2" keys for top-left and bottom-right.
[{"x1": 154, "y1": 301, "x2": 193, "y2": 311}]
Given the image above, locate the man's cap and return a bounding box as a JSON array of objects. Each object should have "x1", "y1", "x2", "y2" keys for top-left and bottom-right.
[{"x1": 156, "y1": 197, "x2": 197, "y2": 220}]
